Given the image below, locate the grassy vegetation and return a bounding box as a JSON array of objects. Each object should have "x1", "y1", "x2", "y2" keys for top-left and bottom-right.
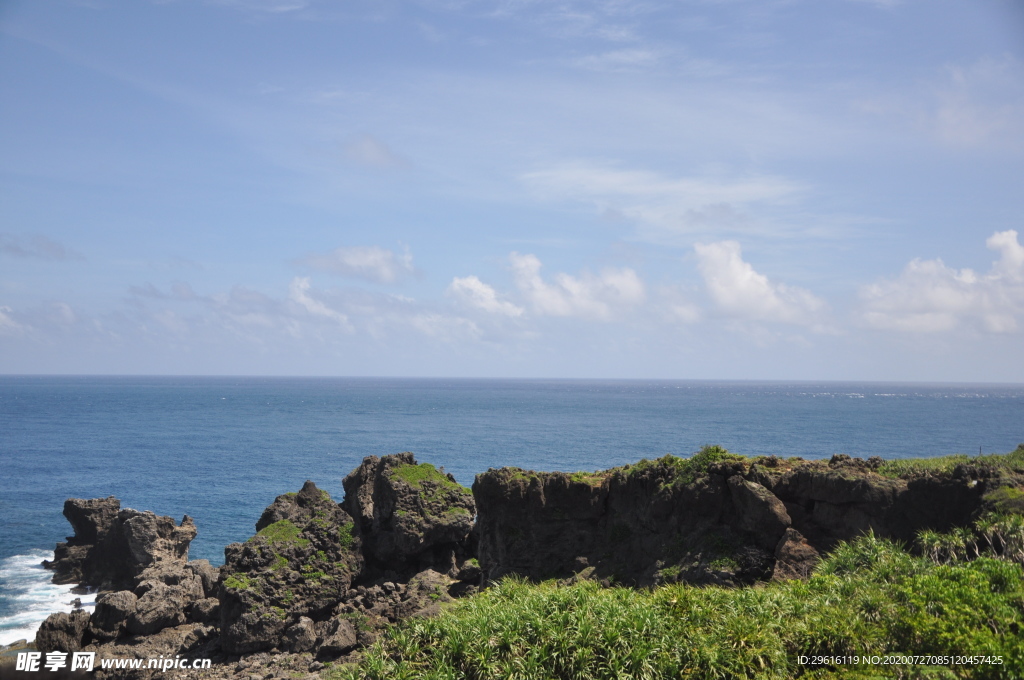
[
  {"x1": 877, "y1": 444, "x2": 1024, "y2": 479},
  {"x1": 338, "y1": 522, "x2": 356, "y2": 549},
  {"x1": 223, "y1": 573, "x2": 257, "y2": 591},
  {"x1": 254, "y1": 519, "x2": 311, "y2": 547},
  {"x1": 391, "y1": 462, "x2": 471, "y2": 494},
  {"x1": 622, "y1": 445, "x2": 747, "y2": 487},
  {"x1": 329, "y1": 533, "x2": 1024, "y2": 680}
]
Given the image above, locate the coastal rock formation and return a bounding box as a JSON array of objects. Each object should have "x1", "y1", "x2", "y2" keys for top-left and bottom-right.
[
  {"x1": 473, "y1": 450, "x2": 1016, "y2": 587},
  {"x1": 342, "y1": 452, "x2": 476, "y2": 574},
  {"x1": 473, "y1": 455, "x2": 790, "y2": 587},
  {"x1": 43, "y1": 498, "x2": 197, "y2": 591},
  {"x1": 34, "y1": 447, "x2": 1023, "y2": 680},
  {"x1": 219, "y1": 481, "x2": 363, "y2": 654}
]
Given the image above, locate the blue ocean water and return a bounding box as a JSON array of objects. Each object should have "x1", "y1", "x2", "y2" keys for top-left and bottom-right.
[{"x1": 1, "y1": 376, "x2": 1023, "y2": 644}]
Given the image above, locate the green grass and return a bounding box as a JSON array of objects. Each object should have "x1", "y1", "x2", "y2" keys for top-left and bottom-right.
[
  {"x1": 391, "y1": 462, "x2": 472, "y2": 494},
  {"x1": 223, "y1": 573, "x2": 256, "y2": 591},
  {"x1": 622, "y1": 445, "x2": 747, "y2": 487},
  {"x1": 877, "y1": 444, "x2": 1024, "y2": 479},
  {"x1": 254, "y1": 519, "x2": 311, "y2": 547},
  {"x1": 330, "y1": 534, "x2": 1024, "y2": 680}
]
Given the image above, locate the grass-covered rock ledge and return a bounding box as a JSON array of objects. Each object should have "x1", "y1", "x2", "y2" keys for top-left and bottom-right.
[{"x1": 23, "y1": 446, "x2": 1024, "y2": 680}]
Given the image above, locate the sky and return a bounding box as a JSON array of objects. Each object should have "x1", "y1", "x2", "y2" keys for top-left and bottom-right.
[{"x1": 1, "y1": 0, "x2": 1023, "y2": 380}]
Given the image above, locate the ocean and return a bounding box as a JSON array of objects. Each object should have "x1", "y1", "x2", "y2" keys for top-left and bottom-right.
[{"x1": 2, "y1": 376, "x2": 1023, "y2": 645}]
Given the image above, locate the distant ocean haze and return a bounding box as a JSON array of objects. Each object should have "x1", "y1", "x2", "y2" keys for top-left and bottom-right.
[{"x1": 1, "y1": 376, "x2": 1022, "y2": 645}]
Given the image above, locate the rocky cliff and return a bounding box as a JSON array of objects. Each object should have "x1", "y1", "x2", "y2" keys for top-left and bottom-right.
[
  {"x1": 30, "y1": 447, "x2": 1023, "y2": 679},
  {"x1": 474, "y1": 449, "x2": 1021, "y2": 587}
]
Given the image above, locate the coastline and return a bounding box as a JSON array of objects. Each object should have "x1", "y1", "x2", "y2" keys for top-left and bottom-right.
[{"x1": 6, "y1": 445, "x2": 1023, "y2": 678}]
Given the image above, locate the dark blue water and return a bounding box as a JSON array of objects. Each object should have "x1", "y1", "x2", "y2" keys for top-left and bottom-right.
[{"x1": 1, "y1": 376, "x2": 1023, "y2": 643}]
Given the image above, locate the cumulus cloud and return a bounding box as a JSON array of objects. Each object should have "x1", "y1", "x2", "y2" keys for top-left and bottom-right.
[
  {"x1": 860, "y1": 230, "x2": 1024, "y2": 333},
  {"x1": 447, "y1": 275, "x2": 525, "y2": 317},
  {"x1": 297, "y1": 245, "x2": 415, "y2": 284},
  {"x1": 509, "y1": 252, "x2": 645, "y2": 321},
  {"x1": 0, "y1": 233, "x2": 84, "y2": 260},
  {"x1": 521, "y1": 162, "x2": 801, "y2": 238},
  {"x1": 694, "y1": 240, "x2": 825, "y2": 325}
]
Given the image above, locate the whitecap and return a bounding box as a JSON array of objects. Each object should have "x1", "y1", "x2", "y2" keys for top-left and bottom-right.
[{"x1": 0, "y1": 550, "x2": 96, "y2": 647}]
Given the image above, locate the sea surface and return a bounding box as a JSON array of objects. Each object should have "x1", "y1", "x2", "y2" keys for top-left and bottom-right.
[{"x1": 2, "y1": 376, "x2": 1023, "y2": 644}]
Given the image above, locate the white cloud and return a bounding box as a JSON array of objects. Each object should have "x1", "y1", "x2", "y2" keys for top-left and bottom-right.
[
  {"x1": 860, "y1": 230, "x2": 1024, "y2": 333},
  {"x1": 288, "y1": 277, "x2": 353, "y2": 329},
  {"x1": 0, "y1": 306, "x2": 26, "y2": 335},
  {"x1": 521, "y1": 161, "x2": 801, "y2": 238},
  {"x1": 447, "y1": 275, "x2": 525, "y2": 317},
  {"x1": 509, "y1": 252, "x2": 645, "y2": 321},
  {"x1": 297, "y1": 245, "x2": 415, "y2": 284},
  {"x1": 694, "y1": 240, "x2": 825, "y2": 326}
]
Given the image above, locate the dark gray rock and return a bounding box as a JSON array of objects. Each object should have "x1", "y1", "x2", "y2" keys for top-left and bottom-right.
[
  {"x1": 283, "y1": 616, "x2": 316, "y2": 653},
  {"x1": 317, "y1": 619, "x2": 357, "y2": 656},
  {"x1": 36, "y1": 609, "x2": 90, "y2": 653},
  {"x1": 89, "y1": 590, "x2": 138, "y2": 641},
  {"x1": 126, "y1": 583, "x2": 189, "y2": 635}
]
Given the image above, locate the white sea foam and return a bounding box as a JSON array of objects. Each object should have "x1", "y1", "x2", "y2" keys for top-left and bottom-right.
[{"x1": 0, "y1": 550, "x2": 95, "y2": 647}]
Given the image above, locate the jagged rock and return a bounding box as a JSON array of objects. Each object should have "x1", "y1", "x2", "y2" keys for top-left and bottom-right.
[
  {"x1": 126, "y1": 582, "x2": 190, "y2": 635},
  {"x1": 36, "y1": 609, "x2": 90, "y2": 653},
  {"x1": 474, "y1": 461, "x2": 766, "y2": 586},
  {"x1": 342, "y1": 453, "x2": 475, "y2": 571},
  {"x1": 727, "y1": 476, "x2": 792, "y2": 549},
  {"x1": 85, "y1": 622, "x2": 216, "y2": 680},
  {"x1": 317, "y1": 619, "x2": 357, "y2": 656},
  {"x1": 772, "y1": 528, "x2": 820, "y2": 580},
  {"x1": 283, "y1": 617, "x2": 316, "y2": 653},
  {"x1": 219, "y1": 481, "x2": 362, "y2": 655},
  {"x1": 222, "y1": 611, "x2": 288, "y2": 655},
  {"x1": 43, "y1": 498, "x2": 197, "y2": 592},
  {"x1": 122, "y1": 511, "x2": 196, "y2": 567},
  {"x1": 188, "y1": 597, "x2": 221, "y2": 624},
  {"x1": 89, "y1": 590, "x2": 138, "y2": 641},
  {"x1": 187, "y1": 559, "x2": 219, "y2": 598}
]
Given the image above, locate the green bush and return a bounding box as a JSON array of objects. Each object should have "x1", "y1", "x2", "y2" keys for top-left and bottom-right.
[{"x1": 334, "y1": 535, "x2": 1024, "y2": 680}]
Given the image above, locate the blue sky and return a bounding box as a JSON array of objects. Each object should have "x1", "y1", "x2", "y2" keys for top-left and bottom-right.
[{"x1": 2, "y1": 0, "x2": 1023, "y2": 380}]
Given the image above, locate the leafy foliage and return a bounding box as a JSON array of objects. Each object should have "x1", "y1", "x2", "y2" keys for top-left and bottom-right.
[{"x1": 332, "y1": 534, "x2": 1024, "y2": 680}]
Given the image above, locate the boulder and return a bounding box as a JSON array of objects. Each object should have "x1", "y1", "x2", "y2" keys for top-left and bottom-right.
[
  {"x1": 43, "y1": 498, "x2": 197, "y2": 592},
  {"x1": 727, "y1": 476, "x2": 791, "y2": 549},
  {"x1": 36, "y1": 609, "x2": 90, "y2": 653},
  {"x1": 342, "y1": 453, "x2": 475, "y2": 570},
  {"x1": 88, "y1": 590, "x2": 138, "y2": 641},
  {"x1": 218, "y1": 481, "x2": 362, "y2": 655},
  {"x1": 317, "y1": 619, "x2": 357, "y2": 656},
  {"x1": 283, "y1": 616, "x2": 317, "y2": 653},
  {"x1": 771, "y1": 528, "x2": 820, "y2": 581},
  {"x1": 126, "y1": 582, "x2": 190, "y2": 635},
  {"x1": 188, "y1": 597, "x2": 220, "y2": 624}
]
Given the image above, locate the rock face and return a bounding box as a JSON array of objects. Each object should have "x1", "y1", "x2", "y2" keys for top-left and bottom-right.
[
  {"x1": 39, "y1": 499, "x2": 215, "y2": 665},
  {"x1": 473, "y1": 458, "x2": 788, "y2": 587},
  {"x1": 219, "y1": 457, "x2": 477, "y2": 656},
  {"x1": 43, "y1": 497, "x2": 197, "y2": 590},
  {"x1": 342, "y1": 452, "x2": 476, "y2": 573},
  {"x1": 219, "y1": 480, "x2": 363, "y2": 654},
  {"x1": 473, "y1": 452, "x2": 1008, "y2": 587},
  {"x1": 38, "y1": 448, "x2": 1021, "y2": 679}
]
